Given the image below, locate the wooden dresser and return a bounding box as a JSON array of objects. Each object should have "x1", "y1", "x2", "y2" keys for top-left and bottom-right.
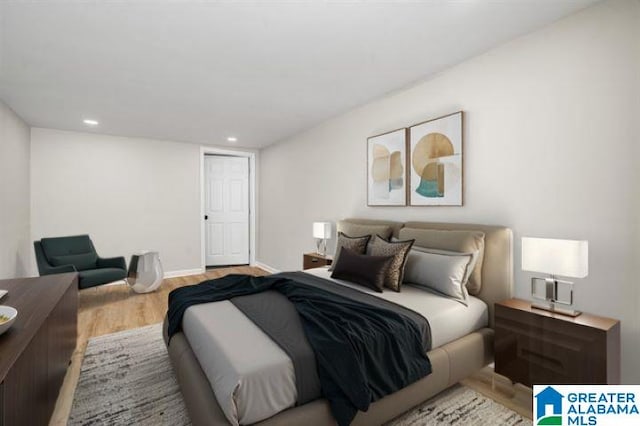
[
  {"x1": 0, "y1": 273, "x2": 78, "y2": 426},
  {"x1": 495, "y1": 298, "x2": 620, "y2": 386}
]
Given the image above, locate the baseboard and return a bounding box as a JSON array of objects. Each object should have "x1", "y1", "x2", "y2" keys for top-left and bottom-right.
[
  {"x1": 164, "y1": 268, "x2": 205, "y2": 279},
  {"x1": 252, "y1": 261, "x2": 280, "y2": 274},
  {"x1": 103, "y1": 280, "x2": 127, "y2": 287}
]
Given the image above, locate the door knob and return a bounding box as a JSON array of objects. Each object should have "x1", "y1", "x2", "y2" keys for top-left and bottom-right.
[{"x1": 204, "y1": 215, "x2": 208, "y2": 220}]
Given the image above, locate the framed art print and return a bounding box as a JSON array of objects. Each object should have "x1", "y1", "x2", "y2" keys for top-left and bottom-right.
[
  {"x1": 367, "y1": 128, "x2": 407, "y2": 206},
  {"x1": 408, "y1": 111, "x2": 463, "y2": 206}
]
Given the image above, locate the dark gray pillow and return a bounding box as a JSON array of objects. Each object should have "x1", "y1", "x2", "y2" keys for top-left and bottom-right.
[
  {"x1": 328, "y1": 232, "x2": 371, "y2": 271},
  {"x1": 330, "y1": 247, "x2": 393, "y2": 292},
  {"x1": 368, "y1": 235, "x2": 414, "y2": 292}
]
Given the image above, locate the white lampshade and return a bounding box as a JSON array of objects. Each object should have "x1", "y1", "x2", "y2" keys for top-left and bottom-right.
[
  {"x1": 522, "y1": 237, "x2": 588, "y2": 278},
  {"x1": 313, "y1": 222, "x2": 332, "y2": 239}
]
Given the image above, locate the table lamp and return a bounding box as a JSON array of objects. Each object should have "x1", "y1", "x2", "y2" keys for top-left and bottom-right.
[
  {"x1": 521, "y1": 237, "x2": 588, "y2": 317},
  {"x1": 313, "y1": 222, "x2": 332, "y2": 256}
]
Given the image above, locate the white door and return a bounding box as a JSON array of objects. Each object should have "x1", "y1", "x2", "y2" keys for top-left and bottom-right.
[{"x1": 205, "y1": 155, "x2": 250, "y2": 266}]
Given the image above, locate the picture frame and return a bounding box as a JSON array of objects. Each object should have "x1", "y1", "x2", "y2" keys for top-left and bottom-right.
[
  {"x1": 408, "y1": 111, "x2": 463, "y2": 206},
  {"x1": 366, "y1": 128, "x2": 407, "y2": 206}
]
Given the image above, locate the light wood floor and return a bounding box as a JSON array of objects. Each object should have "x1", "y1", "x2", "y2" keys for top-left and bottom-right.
[
  {"x1": 50, "y1": 265, "x2": 532, "y2": 425},
  {"x1": 50, "y1": 265, "x2": 269, "y2": 426},
  {"x1": 462, "y1": 367, "x2": 533, "y2": 419}
]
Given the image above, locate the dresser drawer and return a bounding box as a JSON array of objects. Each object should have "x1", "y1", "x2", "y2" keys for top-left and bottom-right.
[{"x1": 494, "y1": 301, "x2": 619, "y2": 386}]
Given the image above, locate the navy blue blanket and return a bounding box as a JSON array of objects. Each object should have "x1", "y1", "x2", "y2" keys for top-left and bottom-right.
[{"x1": 167, "y1": 274, "x2": 432, "y2": 426}]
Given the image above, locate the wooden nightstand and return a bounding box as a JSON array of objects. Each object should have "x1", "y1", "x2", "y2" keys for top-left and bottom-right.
[
  {"x1": 494, "y1": 298, "x2": 620, "y2": 386},
  {"x1": 303, "y1": 253, "x2": 333, "y2": 270}
]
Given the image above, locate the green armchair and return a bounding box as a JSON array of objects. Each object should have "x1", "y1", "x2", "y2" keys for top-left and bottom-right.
[{"x1": 34, "y1": 235, "x2": 127, "y2": 289}]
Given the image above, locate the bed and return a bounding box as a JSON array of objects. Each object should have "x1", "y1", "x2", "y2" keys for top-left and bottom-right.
[{"x1": 164, "y1": 219, "x2": 513, "y2": 426}]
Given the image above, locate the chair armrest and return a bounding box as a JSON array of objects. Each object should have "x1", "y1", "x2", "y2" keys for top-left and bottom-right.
[
  {"x1": 34, "y1": 241, "x2": 77, "y2": 276},
  {"x1": 42, "y1": 263, "x2": 77, "y2": 275},
  {"x1": 97, "y1": 256, "x2": 127, "y2": 270}
]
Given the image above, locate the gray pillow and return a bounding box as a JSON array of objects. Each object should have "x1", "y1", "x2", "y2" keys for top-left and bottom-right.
[
  {"x1": 368, "y1": 235, "x2": 414, "y2": 292},
  {"x1": 336, "y1": 222, "x2": 393, "y2": 240},
  {"x1": 398, "y1": 228, "x2": 485, "y2": 295},
  {"x1": 403, "y1": 249, "x2": 475, "y2": 305},
  {"x1": 393, "y1": 239, "x2": 479, "y2": 288},
  {"x1": 329, "y1": 232, "x2": 371, "y2": 271}
]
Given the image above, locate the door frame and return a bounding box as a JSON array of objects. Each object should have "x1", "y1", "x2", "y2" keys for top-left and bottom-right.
[{"x1": 200, "y1": 146, "x2": 256, "y2": 269}]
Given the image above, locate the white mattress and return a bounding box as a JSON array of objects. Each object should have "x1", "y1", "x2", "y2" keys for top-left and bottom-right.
[{"x1": 182, "y1": 268, "x2": 488, "y2": 425}]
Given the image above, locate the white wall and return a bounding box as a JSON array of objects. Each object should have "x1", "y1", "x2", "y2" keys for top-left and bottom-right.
[
  {"x1": 0, "y1": 100, "x2": 31, "y2": 279},
  {"x1": 31, "y1": 128, "x2": 202, "y2": 274},
  {"x1": 259, "y1": 0, "x2": 640, "y2": 381},
  {"x1": 633, "y1": 0, "x2": 640, "y2": 388}
]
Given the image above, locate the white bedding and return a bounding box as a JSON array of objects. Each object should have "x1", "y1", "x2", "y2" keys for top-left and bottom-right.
[
  {"x1": 182, "y1": 268, "x2": 488, "y2": 425},
  {"x1": 306, "y1": 267, "x2": 488, "y2": 348},
  {"x1": 182, "y1": 301, "x2": 297, "y2": 425}
]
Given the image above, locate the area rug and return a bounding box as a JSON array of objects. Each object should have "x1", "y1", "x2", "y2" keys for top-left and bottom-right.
[
  {"x1": 69, "y1": 323, "x2": 531, "y2": 426},
  {"x1": 69, "y1": 323, "x2": 189, "y2": 425},
  {"x1": 386, "y1": 385, "x2": 531, "y2": 426}
]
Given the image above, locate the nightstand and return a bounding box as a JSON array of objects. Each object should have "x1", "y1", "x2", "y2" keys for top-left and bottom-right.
[
  {"x1": 303, "y1": 253, "x2": 333, "y2": 270},
  {"x1": 494, "y1": 298, "x2": 620, "y2": 386}
]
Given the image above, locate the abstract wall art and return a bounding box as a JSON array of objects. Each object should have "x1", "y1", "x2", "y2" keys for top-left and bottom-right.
[
  {"x1": 409, "y1": 111, "x2": 463, "y2": 206},
  {"x1": 367, "y1": 128, "x2": 407, "y2": 206}
]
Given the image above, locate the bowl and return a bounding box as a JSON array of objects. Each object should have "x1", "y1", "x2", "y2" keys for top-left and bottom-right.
[{"x1": 0, "y1": 306, "x2": 18, "y2": 336}]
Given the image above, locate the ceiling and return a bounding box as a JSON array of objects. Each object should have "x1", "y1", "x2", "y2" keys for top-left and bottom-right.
[{"x1": 0, "y1": 0, "x2": 597, "y2": 149}]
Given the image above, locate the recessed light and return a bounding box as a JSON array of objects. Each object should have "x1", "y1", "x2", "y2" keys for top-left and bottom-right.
[
  {"x1": 83, "y1": 119, "x2": 99, "y2": 126},
  {"x1": 227, "y1": 136, "x2": 237, "y2": 143}
]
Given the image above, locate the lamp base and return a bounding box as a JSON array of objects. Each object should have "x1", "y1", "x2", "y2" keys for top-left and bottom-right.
[
  {"x1": 315, "y1": 239, "x2": 327, "y2": 257},
  {"x1": 531, "y1": 301, "x2": 582, "y2": 317},
  {"x1": 530, "y1": 276, "x2": 581, "y2": 317}
]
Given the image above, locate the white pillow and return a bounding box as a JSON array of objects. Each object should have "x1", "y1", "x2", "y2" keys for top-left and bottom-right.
[
  {"x1": 411, "y1": 246, "x2": 479, "y2": 288},
  {"x1": 403, "y1": 249, "x2": 474, "y2": 305},
  {"x1": 392, "y1": 238, "x2": 479, "y2": 288}
]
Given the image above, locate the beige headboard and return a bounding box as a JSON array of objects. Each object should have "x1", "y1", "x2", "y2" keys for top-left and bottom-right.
[{"x1": 338, "y1": 218, "x2": 513, "y2": 328}]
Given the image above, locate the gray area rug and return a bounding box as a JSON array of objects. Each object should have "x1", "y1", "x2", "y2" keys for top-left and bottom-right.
[
  {"x1": 387, "y1": 385, "x2": 531, "y2": 426},
  {"x1": 70, "y1": 323, "x2": 531, "y2": 426},
  {"x1": 69, "y1": 323, "x2": 189, "y2": 425}
]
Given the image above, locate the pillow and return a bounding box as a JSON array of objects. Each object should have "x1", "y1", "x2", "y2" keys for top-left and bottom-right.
[
  {"x1": 403, "y1": 249, "x2": 474, "y2": 305},
  {"x1": 398, "y1": 228, "x2": 485, "y2": 295},
  {"x1": 328, "y1": 232, "x2": 371, "y2": 271},
  {"x1": 336, "y1": 221, "x2": 393, "y2": 241},
  {"x1": 368, "y1": 235, "x2": 414, "y2": 292},
  {"x1": 330, "y1": 247, "x2": 393, "y2": 292},
  {"x1": 393, "y1": 239, "x2": 479, "y2": 288}
]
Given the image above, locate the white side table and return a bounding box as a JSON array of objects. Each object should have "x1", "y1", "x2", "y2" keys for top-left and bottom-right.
[{"x1": 126, "y1": 251, "x2": 164, "y2": 293}]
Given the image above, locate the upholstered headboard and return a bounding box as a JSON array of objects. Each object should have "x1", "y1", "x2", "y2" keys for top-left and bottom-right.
[{"x1": 337, "y1": 218, "x2": 513, "y2": 328}]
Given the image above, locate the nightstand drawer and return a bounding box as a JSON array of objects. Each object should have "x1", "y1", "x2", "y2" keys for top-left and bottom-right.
[
  {"x1": 494, "y1": 299, "x2": 620, "y2": 386},
  {"x1": 496, "y1": 322, "x2": 589, "y2": 384},
  {"x1": 303, "y1": 253, "x2": 332, "y2": 270}
]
